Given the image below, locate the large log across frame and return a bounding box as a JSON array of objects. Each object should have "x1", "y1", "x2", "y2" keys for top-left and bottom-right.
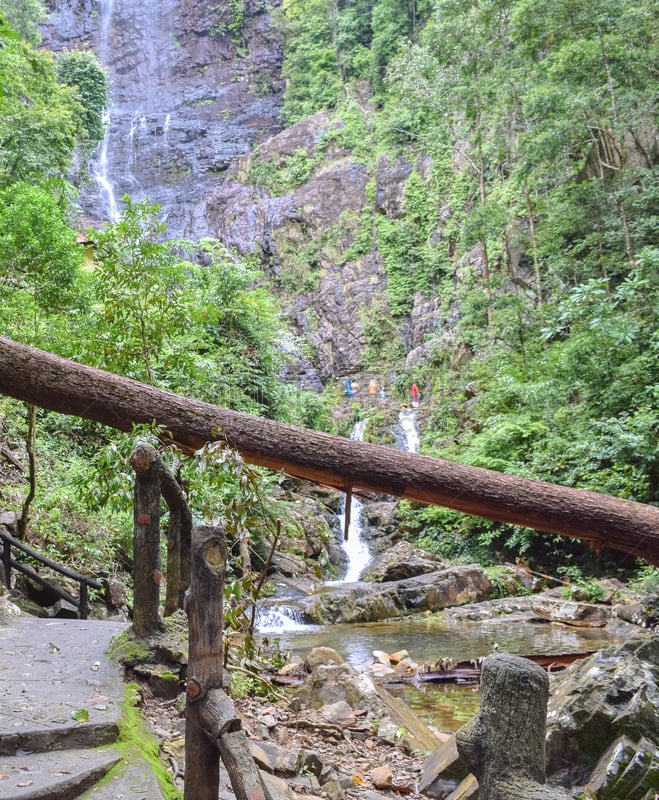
[{"x1": 0, "y1": 336, "x2": 657, "y2": 564}]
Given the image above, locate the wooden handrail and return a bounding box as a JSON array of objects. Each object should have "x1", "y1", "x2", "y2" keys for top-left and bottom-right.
[{"x1": 0, "y1": 528, "x2": 102, "y2": 619}]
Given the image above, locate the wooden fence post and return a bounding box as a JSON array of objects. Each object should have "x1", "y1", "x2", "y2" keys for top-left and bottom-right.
[
  {"x1": 130, "y1": 442, "x2": 164, "y2": 638},
  {"x1": 160, "y1": 467, "x2": 192, "y2": 615},
  {"x1": 185, "y1": 525, "x2": 226, "y2": 800}
]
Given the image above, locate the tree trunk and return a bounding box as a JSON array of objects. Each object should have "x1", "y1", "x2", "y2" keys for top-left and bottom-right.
[
  {"x1": 159, "y1": 466, "x2": 192, "y2": 615},
  {"x1": 456, "y1": 654, "x2": 571, "y2": 800},
  {"x1": 18, "y1": 403, "x2": 37, "y2": 539},
  {"x1": 1, "y1": 337, "x2": 658, "y2": 564}
]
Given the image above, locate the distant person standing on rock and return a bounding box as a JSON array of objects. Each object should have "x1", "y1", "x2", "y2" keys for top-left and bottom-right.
[
  {"x1": 411, "y1": 383, "x2": 420, "y2": 406},
  {"x1": 368, "y1": 379, "x2": 378, "y2": 403}
]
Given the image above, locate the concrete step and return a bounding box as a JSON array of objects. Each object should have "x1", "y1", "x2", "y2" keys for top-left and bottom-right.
[{"x1": 0, "y1": 747, "x2": 122, "y2": 800}]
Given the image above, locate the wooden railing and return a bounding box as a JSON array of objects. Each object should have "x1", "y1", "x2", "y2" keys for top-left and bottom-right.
[
  {"x1": 0, "y1": 528, "x2": 102, "y2": 619},
  {"x1": 129, "y1": 442, "x2": 273, "y2": 800}
]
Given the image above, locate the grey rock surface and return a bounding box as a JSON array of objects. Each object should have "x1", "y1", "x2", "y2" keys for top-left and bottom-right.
[{"x1": 0, "y1": 747, "x2": 122, "y2": 800}]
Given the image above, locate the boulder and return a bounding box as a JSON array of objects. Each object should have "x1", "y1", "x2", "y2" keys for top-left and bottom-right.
[
  {"x1": 361, "y1": 541, "x2": 444, "y2": 583},
  {"x1": 305, "y1": 647, "x2": 345, "y2": 670},
  {"x1": 584, "y1": 735, "x2": 659, "y2": 800},
  {"x1": 0, "y1": 592, "x2": 21, "y2": 618},
  {"x1": 546, "y1": 635, "x2": 659, "y2": 791},
  {"x1": 298, "y1": 565, "x2": 492, "y2": 624},
  {"x1": 529, "y1": 596, "x2": 610, "y2": 627},
  {"x1": 290, "y1": 662, "x2": 387, "y2": 719}
]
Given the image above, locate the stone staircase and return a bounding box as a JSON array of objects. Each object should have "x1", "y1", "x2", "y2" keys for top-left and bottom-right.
[{"x1": 0, "y1": 617, "x2": 172, "y2": 799}]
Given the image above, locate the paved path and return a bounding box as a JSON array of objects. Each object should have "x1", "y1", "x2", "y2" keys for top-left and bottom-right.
[{"x1": 0, "y1": 616, "x2": 169, "y2": 799}]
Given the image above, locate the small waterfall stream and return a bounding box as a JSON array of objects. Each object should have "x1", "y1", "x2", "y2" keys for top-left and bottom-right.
[
  {"x1": 398, "y1": 408, "x2": 419, "y2": 454},
  {"x1": 328, "y1": 418, "x2": 371, "y2": 584}
]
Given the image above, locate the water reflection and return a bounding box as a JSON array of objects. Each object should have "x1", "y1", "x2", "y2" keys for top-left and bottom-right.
[
  {"x1": 263, "y1": 614, "x2": 619, "y2": 669},
  {"x1": 387, "y1": 682, "x2": 481, "y2": 733},
  {"x1": 259, "y1": 613, "x2": 625, "y2": 732}
]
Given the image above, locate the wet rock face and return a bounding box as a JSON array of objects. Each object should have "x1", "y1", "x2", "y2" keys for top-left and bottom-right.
[{"x1": 42, "y1": 0, "x2": 285, "y2": 239}]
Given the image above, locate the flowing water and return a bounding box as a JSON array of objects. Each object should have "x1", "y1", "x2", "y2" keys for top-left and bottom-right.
[
  {"x1": 397, "y1": 408, "x2": 419, "y2": 454},
  {"x1": 327, "y1": 418, "x2": 371, "y2": 584},
  {"x1": 256, "y1": 410, "x2": 626, "y2": 731}
]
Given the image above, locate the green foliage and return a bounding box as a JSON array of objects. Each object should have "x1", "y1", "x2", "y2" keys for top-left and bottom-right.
[
  {"x1": 82, "y1": 198, "x2": 286, "y2": 415},
  {"x1": 630, "y1": 566, "x2": 659, "y2": 595},
  {"x1": 0, "y1": 35, "x2": 80, "y2": 187},
  {"x1": 209, "y1": 0, "x2": 246, "y2": 43},
  {"x1": 560, "y1": 577, "x2": 607, "y2": 604},
  {"x1": 0, "y1": 0, "x2": 46, "y2": 44},
  {"x1": 56, "y1": 49, "x2": 109, "y2": 149},
  {"x1": 247, "y1": 147, "x2": 318, "y2": 196},
  {"x1": 0, "y1": 181, "x2": 82, "y2": 316},
  {"x1": 275, "y1": 0, "x2": 343, "y2": 123}
]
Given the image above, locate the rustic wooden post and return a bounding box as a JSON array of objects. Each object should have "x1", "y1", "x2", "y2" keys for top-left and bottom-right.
[
  {"x1": 456, "y1": 654, "x2": 571, "y2": 800},
  {"x1": 160, "y1": 467, "x2": 192, "y2": 615},
  {"x1": 130, "y1": 442, "x2": 164, "y2": 638},
  {"x1": 185, "y1": 524, "x2": 226, "y2": 800}
]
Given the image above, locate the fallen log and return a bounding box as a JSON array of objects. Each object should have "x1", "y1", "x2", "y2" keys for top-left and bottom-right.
[{"x1": 1, "y1": 336, "x2": 658, "y2": 564}]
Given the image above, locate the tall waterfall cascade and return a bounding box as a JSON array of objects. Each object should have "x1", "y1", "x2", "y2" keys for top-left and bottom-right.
[
  {"x1": 42, "y1": 0, "x2": 285, "y2": 238},
  {"x1": 398, "y1": 408, "x2": 420, "y2": 453},
  {"x1": 332, "y1": 410, "x2": 420, "y2": 584}
]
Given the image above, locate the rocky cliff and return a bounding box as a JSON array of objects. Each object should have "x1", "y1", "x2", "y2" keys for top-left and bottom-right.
[
  {"x1": 42, "y1": 0, "x2": 439, "y2": 385},
  {"x1": 42, "y1": 0, "x2": 285, "y2": 239}
]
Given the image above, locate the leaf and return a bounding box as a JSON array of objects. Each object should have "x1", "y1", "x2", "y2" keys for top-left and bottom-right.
[
  {"x1": 71, "y1": 708, "x2": 89, "y2": 722},
  {"x1": 352, "y1": 775, "x2": 369, "y2": 786}
]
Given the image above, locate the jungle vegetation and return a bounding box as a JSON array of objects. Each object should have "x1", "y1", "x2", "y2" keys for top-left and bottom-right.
[{"x1": 0, "y1": 0, "x2": 657, "y2": 588}]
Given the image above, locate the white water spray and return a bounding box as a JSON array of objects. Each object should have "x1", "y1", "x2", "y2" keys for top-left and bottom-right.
[
  {"x1": 92, "y1": 112, "x2": 121, "y2": 222},
  {"x1": 91, "y1": 0, "x2": 121, "y2": 222},
  {"x1": 398, "y1": 408, "x2": 420, "y2": 453}
]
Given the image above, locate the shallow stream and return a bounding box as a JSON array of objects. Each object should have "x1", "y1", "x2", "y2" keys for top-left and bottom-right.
[
  {"x1": 258, "y1": 412, "x2": 626, "y2": 732},
  {"x1": 259, "y1": 613, "x2": 625, "y2": 732}
]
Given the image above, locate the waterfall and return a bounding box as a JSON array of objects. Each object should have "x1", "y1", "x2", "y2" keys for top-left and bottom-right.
[
  {"x1": 398, "y1": 409, "x2": 420, "y2": 454},
  {"x1": 328, "y1": 418, "x2": 371, "y2": 584},
  {"x1": 255, "y1": 606, "x2": 311, "y2": 633},
  {"x1": 91, "y1": 114, "x2": 121, "y2": 223},
  {"x1": 91, "y1": 0, "x2": 121, "y2": 222},
  {"x1": 87, "y1": 0, "x2": 177, "y2": 224}
]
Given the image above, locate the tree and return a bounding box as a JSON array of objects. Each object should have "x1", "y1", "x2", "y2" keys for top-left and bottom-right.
[
  {"x1": 0, "y1": 182, "x2": 83, "y2": 321},
  {"x1": 56, "y1": 49, "x2": 109, "y2": 150},
  {"x1": 83, "y1": 197, "x2": 286, "y2": 416},
  {"x1": 0, "y1": 0, "x2": 47, "y2": 45},
  {"x1": 0, "y1": 33, "x2": 81, "y2": 188},
  {"x1": 1, "y1": 336, "x2": 658, "y2": 564},
  {"x1": 276, "y1": 0, "x2": 343, "y2": 122}
]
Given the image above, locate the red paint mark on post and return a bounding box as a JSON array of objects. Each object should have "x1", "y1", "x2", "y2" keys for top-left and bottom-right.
[{"x1": 137, "y1": 513, "x2": 151, "y2": 525}]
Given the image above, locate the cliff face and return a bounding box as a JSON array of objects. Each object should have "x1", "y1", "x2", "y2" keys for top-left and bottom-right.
[
  {"x1": 42, "y1": 0, "x2": 285, "y2": 239},
  {"x1": 41, "y1": 2, "x2": 436, "y2": 384}
]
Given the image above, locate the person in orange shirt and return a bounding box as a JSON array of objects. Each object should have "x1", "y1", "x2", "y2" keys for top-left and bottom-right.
[{"x1": 411, "y1": 383, "x2": 420, "y2": 405}]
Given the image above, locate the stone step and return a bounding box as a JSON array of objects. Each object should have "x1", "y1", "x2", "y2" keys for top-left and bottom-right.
[
  {"x1": 78, "y1": 744, "x2": 169, "y2": 799},
  {"x1": 0, "y1": 618, "x2": 127, "y2": 756},
  {"x1": 0, "y1": 747, "x2": 121, "y2": 799}
]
